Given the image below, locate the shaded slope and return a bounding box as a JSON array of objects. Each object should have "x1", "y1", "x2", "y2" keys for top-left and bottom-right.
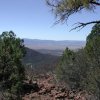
[{"x1": 22, "y1": 48, "x2": 59, "y2": 72}]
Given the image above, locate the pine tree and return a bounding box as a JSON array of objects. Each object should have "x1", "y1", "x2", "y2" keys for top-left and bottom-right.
[
  {"x1": 46, "y1": 0, "x2": 100, "y2": 30},
  {"x1": 0, "y1": 31, "x2": 25, "y2": 100}
]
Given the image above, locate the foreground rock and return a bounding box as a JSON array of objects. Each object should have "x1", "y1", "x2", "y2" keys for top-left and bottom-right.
[{"x1": 22, "y1": 74, "x2": 94, "y2": 100}]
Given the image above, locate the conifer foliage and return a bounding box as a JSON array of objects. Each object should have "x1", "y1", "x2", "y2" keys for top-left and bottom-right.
[
  {"x1": 56, "y1": 23, "x2": 100, "y2": 99},
  {"x1": 0, "y1": 31, "x2": 25, "y2": 100}
]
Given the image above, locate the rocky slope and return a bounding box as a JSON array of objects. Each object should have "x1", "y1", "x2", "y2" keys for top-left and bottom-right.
[{"x1": 22, "y1": 74, "x2": 93, "y2": 100}]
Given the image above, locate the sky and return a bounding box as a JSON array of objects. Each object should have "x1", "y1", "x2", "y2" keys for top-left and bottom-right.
[{"x1": 0, "y1": 0, "x2": 100, "y2": 41}]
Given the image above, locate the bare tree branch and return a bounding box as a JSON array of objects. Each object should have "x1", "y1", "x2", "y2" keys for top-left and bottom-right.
[
  {"x1": 70, "y1": 20, "x2": 100, "y2": 31},
  {"x1": 46, "y1": 0, "x2": 100, "y2": 30},
  {"x1": 90, "y1": 1, "x2": 100, "y2": 6}
]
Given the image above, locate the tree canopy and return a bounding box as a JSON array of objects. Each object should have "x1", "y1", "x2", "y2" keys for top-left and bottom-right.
[
  {"x1": 0, "y1": 31, "x2": 25, "y2": 99},
  {"x1": 85, "y1": 23, "x2": 100, "y2": 98},
  {"x1": 46, "y1": 0, "x2": 100, "y2": 30},
  {"x1": 56, "y1": 23, "x2": 100, "y2": 99},
  {"x1": 85, "y1": 23, "x2": 100, "y2": 66}
]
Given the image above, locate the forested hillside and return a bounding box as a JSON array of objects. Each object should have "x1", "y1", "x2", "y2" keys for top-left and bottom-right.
[
  {"x1": 22, "y1": 47, "x2": 59, "y2": 73},
  {"x1": 0, "y1": 0, "x2": 100, "y2": 99}
]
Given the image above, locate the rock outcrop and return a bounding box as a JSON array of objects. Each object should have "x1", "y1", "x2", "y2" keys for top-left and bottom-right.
[{"x1": 22, "y1": 74, "x2": 93, "y2": 100}]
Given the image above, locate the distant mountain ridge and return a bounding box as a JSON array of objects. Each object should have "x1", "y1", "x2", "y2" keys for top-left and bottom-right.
[{"x1": 24, "y1": 38, "x2": 86, "y2": 50}]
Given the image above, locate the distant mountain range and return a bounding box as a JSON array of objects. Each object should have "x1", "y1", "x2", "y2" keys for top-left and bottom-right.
[
  {"x1": 24, "y1": 39, "x2": 86, "y2": 56},
  {"x1": 24, "y1": 39, "x2": 86, "y2": 50},
  {"x1": 22, "y1": 39, "x2": 86, "y2": 72}
]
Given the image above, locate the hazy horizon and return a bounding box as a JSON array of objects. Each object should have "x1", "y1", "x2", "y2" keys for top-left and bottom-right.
[{"x1": 23, "y1": 38, "x2": 86, "y2": 41}]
